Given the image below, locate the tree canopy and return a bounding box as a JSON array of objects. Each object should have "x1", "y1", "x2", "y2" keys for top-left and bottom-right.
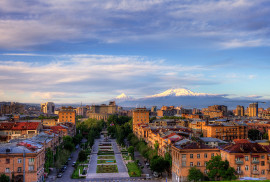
[
  {"x1": 188, "y1": 167, "x2": 204, "y2": 182},
  {"x1": 248, "y1": 129, "x2": 262, "y2": 140},
  {"x1": 206, "y1": 155, "x2": 236, "y2": 181}
]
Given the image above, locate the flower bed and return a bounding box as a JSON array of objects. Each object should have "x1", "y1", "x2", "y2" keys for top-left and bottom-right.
[
  {"x1": 96, "y1": 165, "x2": 118, "y2": 173},
  {"x1": 98, "y1": 151, "x2": 114, "y2": 155},
  {"x1": 98, "y1": 155, "x2": 115, "y2": 160},
  {"x1": 97, "y1": 160, "x2": 116, "y2": 164}
]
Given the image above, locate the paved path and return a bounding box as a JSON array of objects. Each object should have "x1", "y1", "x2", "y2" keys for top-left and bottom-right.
[{"x1": 86, "y1": 136, "x2": 129, "y2": 179}]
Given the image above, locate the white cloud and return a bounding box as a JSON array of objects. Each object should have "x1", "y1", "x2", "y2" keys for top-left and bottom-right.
[{"x1": 0, "y1": 54, "x2": 215, "y2": 102}]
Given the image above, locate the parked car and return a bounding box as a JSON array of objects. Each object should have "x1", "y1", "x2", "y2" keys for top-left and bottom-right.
[
  {"x1": 153, "y1": 172, "x2": 160, "y2": 178},
  {"x1": 57, "y1": 173, "x2": 63, "y2": 178},
  {"x1": 138, "y1": 162, "x2": 142, "y2": 166},
  {"x1": 68, "y1": 157, "x2": 71, "y2": 161},
  {"x1": 75, "y1": 145, "x2": 79, "y2": 149},
  {"x1": 72, "y1": 162, "x2": 76, "y2": 167},
  {"x1": 145, "y1": 162, "x2": 150, "y2": 167}
]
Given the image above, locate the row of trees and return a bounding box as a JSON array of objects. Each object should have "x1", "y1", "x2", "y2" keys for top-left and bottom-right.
[
  {"x1": 188, "y1": 155, "x2": 237, "y2": 182},
  {"x1": 107, "y1": 115, "x2": 132, "y2": 145},
  {"x1": 77, "y1": 118, "x2": 104, "y2": 147},
  {"x1": 128, "y1": 133, "x2": 172, "y2": 175}
]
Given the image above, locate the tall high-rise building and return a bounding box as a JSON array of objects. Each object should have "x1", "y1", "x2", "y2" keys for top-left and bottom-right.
[
  {"x1": 151, "y1": 106, "x2": 157, "y2": 112},
  {"x1": 40, "y1": 102, "x2": 55, "y2": 115},
  {"x1": 235, "y1": 105, "x2": 245, "y2": 116},
  {"x1": 248, "y1": 102, "x2": 258, "y2": 117}
]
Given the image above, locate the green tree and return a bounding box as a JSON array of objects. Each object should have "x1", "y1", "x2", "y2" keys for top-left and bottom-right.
[
  {"x1": 78, "y1": 150, "x2": 88, "y2": 162},
  {"x1": 248, "y1": 129, "x2": 262, "y2": 140},
  {"x1": 150, "y1": 156, "x2": 166, "y2": 174},
  {"x1": 206, "y1": 155, "x2": 236, "y2": 181},
  {"x1": 188, "y1": 167, "x2": 204, "y2": 182},
  {"x1": 45, "y1": 148, "x2": 54, "y2": 173},
  {"x1": 0, "y1": 174, "x2": 9, "y2": 182},
  {"x1": 64, "y1": 141, "x2": 75, "y2": 152},
  {"x1": 154, "y1": 141, "x2": 159, "y2": 151},
  {"x1": 128, "y1": 146, "x2": 135, "y2": 159}
]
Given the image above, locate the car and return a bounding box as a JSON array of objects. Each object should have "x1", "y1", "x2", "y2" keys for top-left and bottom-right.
[
  {"x1": 145, "y1": 162, "x2": 150, "y2": 167},
  {"x1": 65, "y1": 161, "x2": 68, "y2": 165},
  {"x1": 57, "y1": 173, "x2": 63, "y2": 178},
  {"x1": 138, "y1": 162, "x2": 142, "y2": 166},
  {"x1": 75, "y1": 145, "x2": 79, "y2": 149},
  {"x1": 153, "y1": 172, "x2": 160, "y2": 178},
  {"x1": 72, "y1": 162, "x2": 76, "y2": 167},
  {"x1": 68, "y1": 157, "x2": 71, "y2": 161}
]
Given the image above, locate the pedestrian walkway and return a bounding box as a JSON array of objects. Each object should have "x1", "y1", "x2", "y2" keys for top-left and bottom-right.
[{"x1": 86, "y1": 135, "x2": 129, "y2": 179}]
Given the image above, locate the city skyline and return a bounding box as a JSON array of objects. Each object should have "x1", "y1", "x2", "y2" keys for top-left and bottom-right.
[{"x1": 0, "y1": 0, "x2": 270, "y2": 103}]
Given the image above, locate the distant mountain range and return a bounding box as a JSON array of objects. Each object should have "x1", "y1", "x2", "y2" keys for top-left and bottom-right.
[{"x1": 111, "y1": 88, "x2": 270, "y2": 109}]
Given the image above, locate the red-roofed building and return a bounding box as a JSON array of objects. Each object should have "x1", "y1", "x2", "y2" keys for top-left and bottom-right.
[
  {"x1": 0, "y1": 122, "x2": 42, "y2": 141},
  {"x1": 220, "y1": 142, "x2": 269, "y2": 179},
  {"x1": 172, "y1": 142, "x2": 220, "y2": 182}
]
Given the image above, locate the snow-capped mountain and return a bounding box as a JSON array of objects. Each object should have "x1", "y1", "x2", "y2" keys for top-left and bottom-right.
[
  {"x1": 146, "y1": 88, "x2": 215, "y2": 98},
  {"x1": 114, "y1": 93, "x2": 134, "y2": 100},
  {"x1": 112, "y1": 88, "x2": 228, "y2": 108}
]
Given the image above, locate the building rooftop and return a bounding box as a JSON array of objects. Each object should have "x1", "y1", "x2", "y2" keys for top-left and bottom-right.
[
  {"x1": 200, "y1": 137, "x2": 228, "y2": 143},
  {"x1": 219, "y1": 142, "x2": 268, "y2": 153},
  {"x1": 0, "y1": 141, "x2": 43, "y2": 154}
]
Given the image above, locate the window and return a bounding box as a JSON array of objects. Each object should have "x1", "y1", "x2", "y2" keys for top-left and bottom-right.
[
  {"x1": 204, "y1": 162, "x2": 207, "y2": 166},
  {"x1": 253, "y1": 165, "x2": 257, "y2": 171},
  {"x1": 245, "y1": 156, "x2": 249, "y2": 161},
  {"x1": 197, "y1": 162, "x2": 201, "y2": 166},
  {"x1": 190, "y1": 154, "x2": 193, "y2": 159},
  {"x1": 237, "y1": 166, "x2": 241, "y2": 172},
  {"x1": 6, "y1": 159, "x2": 10, "y2": 164},
  {"x1": 262, "y1": 170, "x2": 265, "y2": 174},
  {"x1": 204, "y1": 153, "x2": 208, "y2": 158},
  {"x1": 211, "y1": 153, "x2": 214, "y2": 157},
  {"x1": 190, "y1": 162, "x2": 193, "y2": 167},
  {"x1": 236, "y1": 157, "x2": 240, "y2": 161},
  {"x1": 29, "y1": 165, "x2": 34, "y2": 171},
  {"x1": 5, "y1": 168, "x2": 10, "y2": 173},
  {"x1": 197, "y1": 154, "x2": 200, "y2": 159},
  {"x1": 261, "y1": 155, "x2": 265, "y2": 159},
  {"x1": 29, "y1": 158, "x2": 34, "y2": 164},
  {"x1": 182, "y1": 161, "x2": 186, "y2": 167},
  {"x1": 182, "y1": 154, "x2": 186, "y2": 159},
  {"x1": 18, "y1": 167, "x2": 22, "y2": 173},
  {"x1": 18, "y1": 158, "x2": 22, "y2": 163},
  {"x1": 253, "y1": 157, "x2": 258, "y2": 161},
  {"x1": 261, "y1": 161, "x2": 265, "y2": 166}
]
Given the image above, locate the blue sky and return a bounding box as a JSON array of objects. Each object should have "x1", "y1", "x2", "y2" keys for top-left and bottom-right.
[{"x1": 0, "y1": 0, "x2": 270, "y2": 104}]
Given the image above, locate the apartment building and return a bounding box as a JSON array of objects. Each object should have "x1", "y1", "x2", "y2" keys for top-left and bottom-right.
[
  {"x1": 202, "y1": 122, "x2": 248, "y2": 141},
  {"x1": 219, "y1": 140, "x2": 269, "y2": 179},
  {"x1": 58, "y1": 107, "x2": 76, "y2": 125},
  {"x1": 235, "y1": 105, "x2": 245, "y2": 117},
  {"x1": 248, "y1": 103, "x2": 258, "y2": 117},
  {"x1": 172, "y1": 142, "x2": 220, "y2": 182},
  {"x1": 132, "y1": 108, "x2": 149, "y2": 133},
  {"x1": 0, "y1": 142, "x2": 45, "y2": 182},
  {"x1": 42, "y1": 119, "x2": 58, "y2": 126},
  {"x1": 157, "y1": 106, "x2": 177, "y2": 117},
  {"x1": 88, "y1": 101, "x2": 120, "y2": 121},
  {"x1": 0, "y1": 122, "x2": 42, "y2": 142}
]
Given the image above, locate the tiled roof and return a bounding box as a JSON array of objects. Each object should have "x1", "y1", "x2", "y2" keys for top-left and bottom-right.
[
  {"x1": 233, "y1": 139, "x2": 251, "y2": 144},
  {"x1": 180, "y1": 142, "x2": 214, "y2": 150},
  {"x1": 219, "y1": 143, "x2": 268, "y2": 153},
  {"x1": 0, "y1": 122, "x2": 14, "y2": 130},
  {"x1": 12, "y1": 122, "x2": 40, "y2": 130}
]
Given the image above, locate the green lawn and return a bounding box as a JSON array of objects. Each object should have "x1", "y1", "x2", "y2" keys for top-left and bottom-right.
[
  {"x1": 71, "y1": 165, "x2": 86, "y2": 179},
  {"x1": 98, "y1": 155, "x2": 115, "y2": 160},
  {"x1": 126, "y1": 162, "x2": 141, "y2": 177},
  {"x1": 97, "y1": 160, "x2": 116, "y2": 164},
  {"x1": 96, "y1": 165, "x2": 118, "y2": 173},
  {"x1": 122, "y1": 154, "x2": 131, "y2": 160}
]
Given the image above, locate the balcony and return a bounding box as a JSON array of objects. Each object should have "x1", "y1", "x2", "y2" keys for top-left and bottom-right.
[
  {"x1": 235, "y1": 160, "x2": 244, "y2": 165},
  {"x1": 236, "y1": 170, "x2": 243, "y2": 175},
  {"x1": 252, "y1": 160, "x2": 260, "y2": 164},
  {"x1": 252, "y1": 170, "x2": 259, "y2": 175},
  {"x1": 28, "y1": 161, "x2": 35, "y2": 165}
]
